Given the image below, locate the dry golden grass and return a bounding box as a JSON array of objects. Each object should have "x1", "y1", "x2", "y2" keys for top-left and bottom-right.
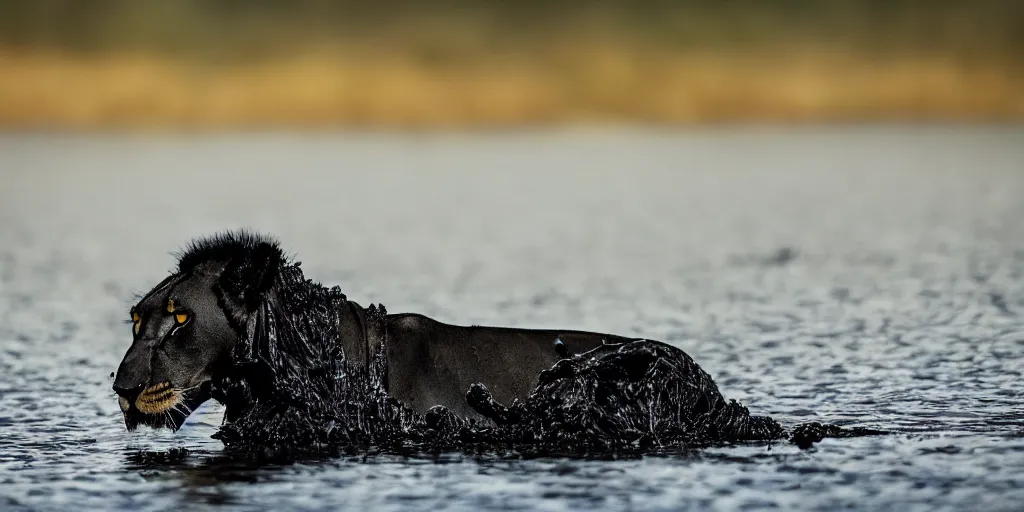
[{"x1": 1, "y1": 46, "x2": 1022, "y2": 129}]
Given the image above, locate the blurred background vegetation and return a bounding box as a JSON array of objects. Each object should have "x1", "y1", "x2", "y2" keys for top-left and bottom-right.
[{"x1": 0, "y1": 0, "x2": 1021, "y2": 129}]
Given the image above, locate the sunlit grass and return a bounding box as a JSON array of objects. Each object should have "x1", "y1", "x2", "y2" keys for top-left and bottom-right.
[{"x1": 2, "y1": 44, "x2": 1021, "y2": 129}]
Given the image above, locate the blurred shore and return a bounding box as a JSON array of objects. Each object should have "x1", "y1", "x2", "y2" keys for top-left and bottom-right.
[{"x1": 1, "y1": 1, "x2": 1022, "y2": 129}]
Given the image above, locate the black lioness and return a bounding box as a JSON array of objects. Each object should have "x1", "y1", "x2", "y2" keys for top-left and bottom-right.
[{"x1": 113, "y1": 231, "x2": 876, "y2": 451}]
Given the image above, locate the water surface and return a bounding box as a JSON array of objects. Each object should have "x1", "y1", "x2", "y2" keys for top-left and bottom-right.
[{"x1": 1, "y1": 127, "x2": 1023, "y2": 510}]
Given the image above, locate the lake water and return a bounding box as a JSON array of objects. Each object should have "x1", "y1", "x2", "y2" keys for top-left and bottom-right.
[{"x1": 1, "y1": 127, "x2": 1022, "y2": 511}]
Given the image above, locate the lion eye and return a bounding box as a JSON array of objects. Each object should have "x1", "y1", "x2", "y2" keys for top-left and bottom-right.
[{"x1": 175, "y1": 313, "x2": 189, "y2": 324}]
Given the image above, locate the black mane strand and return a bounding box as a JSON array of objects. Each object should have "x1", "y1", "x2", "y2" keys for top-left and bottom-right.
[{"x1": 176, "y1": 230, "x2": 286, "y2": 275}]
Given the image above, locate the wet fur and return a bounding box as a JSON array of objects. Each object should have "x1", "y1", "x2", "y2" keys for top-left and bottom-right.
[{"x1": 117, "y1": 231, "x2": 885, "y2": 455}]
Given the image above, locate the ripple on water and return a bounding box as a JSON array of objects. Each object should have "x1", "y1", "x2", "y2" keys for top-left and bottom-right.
[{"x1": 1, "y1": 128, "x2": 1023, "y2": 511}]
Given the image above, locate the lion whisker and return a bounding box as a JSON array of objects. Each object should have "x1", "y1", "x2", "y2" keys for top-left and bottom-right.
[
  {"x1": 172, "y1": 399, "x2": 193, "y2": 418},
  {"x1": 174, "y1": 384, "x2": 204, "y2": 394}
]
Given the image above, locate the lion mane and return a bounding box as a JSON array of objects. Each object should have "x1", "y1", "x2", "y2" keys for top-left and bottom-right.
[{"x1": 175, "y1": 231, "x2": 881, "y2": 456}]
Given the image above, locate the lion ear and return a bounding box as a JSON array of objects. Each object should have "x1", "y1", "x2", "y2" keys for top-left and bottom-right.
[{"x1": 220, "y1": 240, "x2": 282, "y2": 310}]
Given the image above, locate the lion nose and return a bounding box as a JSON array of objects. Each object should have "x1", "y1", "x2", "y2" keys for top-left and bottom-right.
[{"x1": 112, "y1": 383, "x2": 145, "y2": 402}]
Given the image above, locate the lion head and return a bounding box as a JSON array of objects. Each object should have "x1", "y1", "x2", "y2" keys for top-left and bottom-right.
[{"x1": 112, "y1": 231, "x2": 283, "y2": 431}]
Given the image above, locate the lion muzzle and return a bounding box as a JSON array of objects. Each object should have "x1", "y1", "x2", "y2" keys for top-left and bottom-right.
[{"x1": 133, "y1": 382, "x2": 179, "y2": 414}]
